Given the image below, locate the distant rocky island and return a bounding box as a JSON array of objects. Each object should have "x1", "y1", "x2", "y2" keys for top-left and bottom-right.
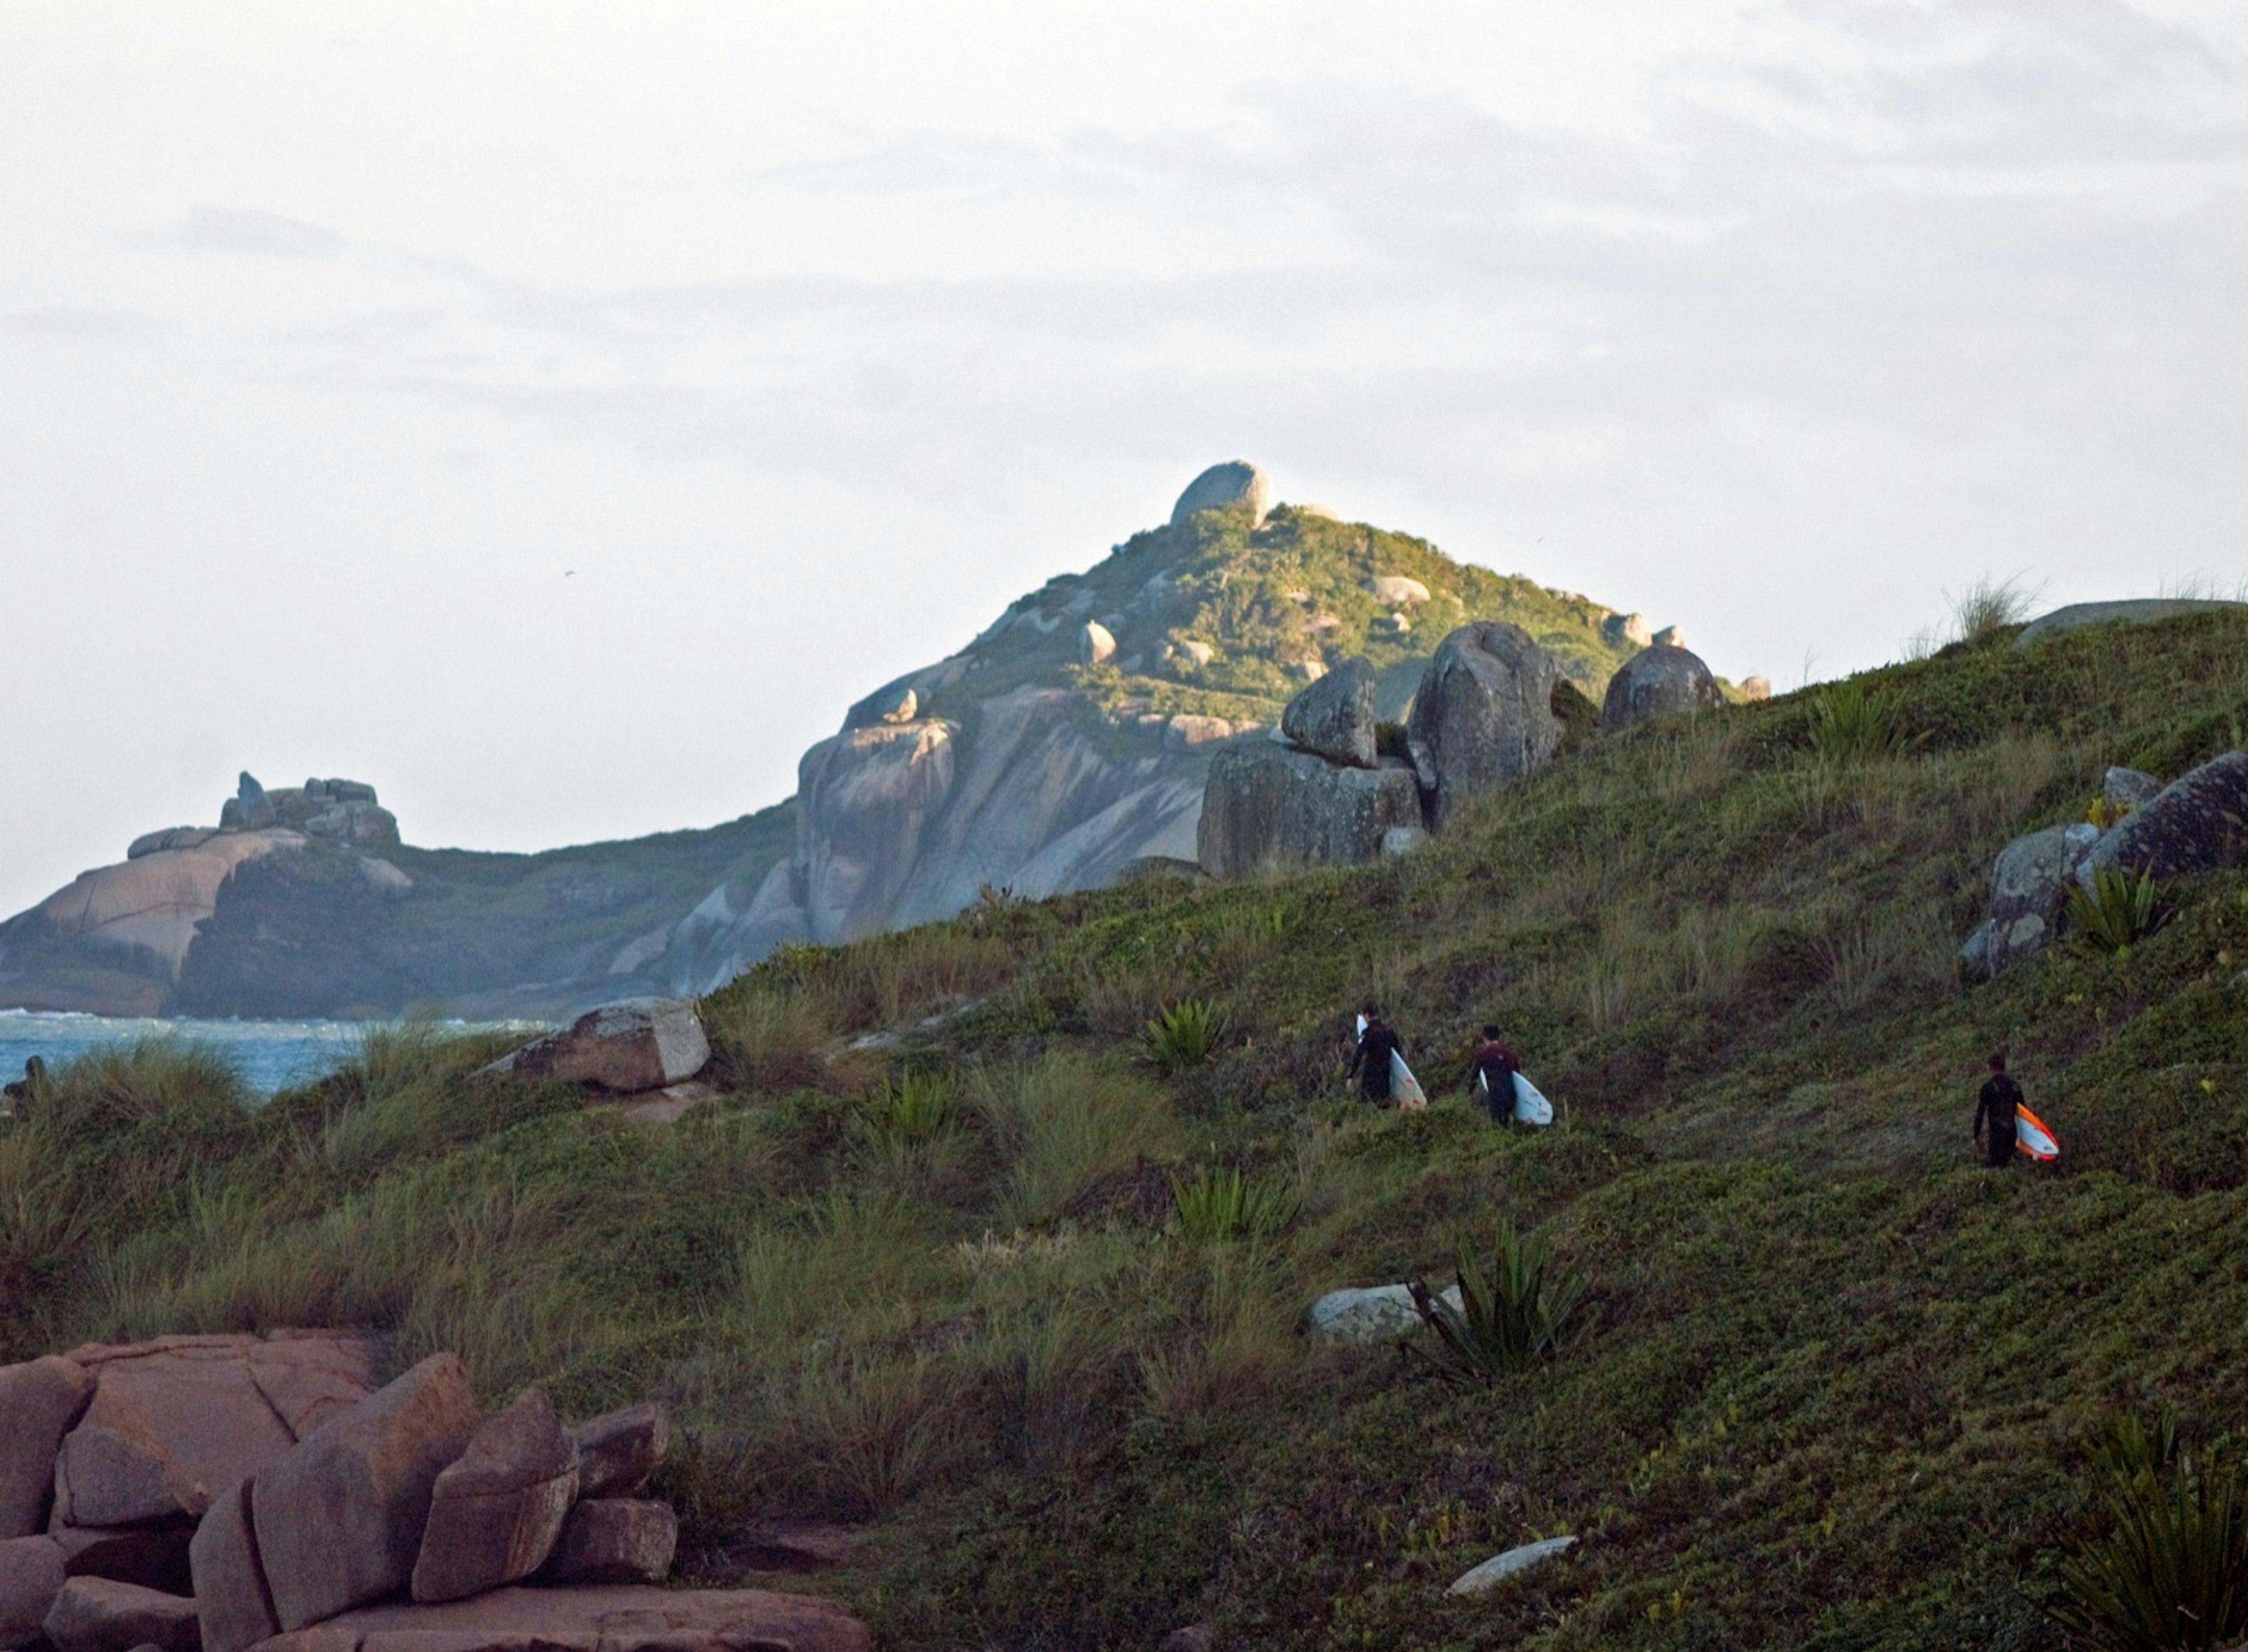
[{"x1": 0, "y1": 462, "x2": 1718, "y2": 1020}]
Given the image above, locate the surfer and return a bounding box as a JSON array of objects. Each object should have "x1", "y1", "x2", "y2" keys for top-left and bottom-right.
[
  {"x1": 1466, "y1": 1026, "x2": 1522, "y2": 1122},
  {"x1": 1347, "y1": 1003, "x2": 1405, "y2": 1106},
  {"x1": 1, "y1": 1055, "x2": 46, "y2": 1116},
  {"x1": 1973, "y1": 1051, "x2": 2022, "y2": 1168}
]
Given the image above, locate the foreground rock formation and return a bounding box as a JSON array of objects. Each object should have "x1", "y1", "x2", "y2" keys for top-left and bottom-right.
[{"x1": 0, "y1": 1335, "x2": 866, "y2": 1652}]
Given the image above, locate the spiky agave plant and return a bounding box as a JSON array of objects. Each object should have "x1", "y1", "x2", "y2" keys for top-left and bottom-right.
[
  {"x1": 1146, "y1": 999, "x2": 1228, "y2": 1074},
  {"x1": 2068, "y1": 865, "x2": 2161, "y2": 952},
  {"x1": 2048, "y1": 1415, "x2": 2248, "y2": 1652},
  {"x1": 1407, "y1": 1222, "x2": 1588, "y2": 1386}
]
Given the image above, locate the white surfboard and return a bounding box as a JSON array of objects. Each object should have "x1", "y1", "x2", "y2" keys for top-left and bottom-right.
[
  {"x1": 1390, "y1": 1050, "x2": 1428, "y2": 1110},
  {"x1": 1512, "y1": 1072, "x2": 1554, "y2": 1126}
]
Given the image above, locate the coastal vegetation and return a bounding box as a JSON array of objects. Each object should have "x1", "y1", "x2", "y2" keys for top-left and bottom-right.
[{"x1": 6, "y1": 608, "x2": 2248, "y2": 1647}]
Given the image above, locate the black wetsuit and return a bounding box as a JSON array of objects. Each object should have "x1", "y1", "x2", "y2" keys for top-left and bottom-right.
[
  {"x1": 1350, "y1": 1022, "x2": 1404, "y2": 1104},
  {"x1": 1975, "y1": 1073, "x2": 2023, "y2": 1167},
  {"x1": 1467, "y1": 1041, "x2": 1521, "y2": 1121}
]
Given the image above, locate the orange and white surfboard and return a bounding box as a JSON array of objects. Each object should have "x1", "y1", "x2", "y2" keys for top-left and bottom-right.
[{"x1": 2015, "y1": 1103, "x2": 2061, "y2": 1161}]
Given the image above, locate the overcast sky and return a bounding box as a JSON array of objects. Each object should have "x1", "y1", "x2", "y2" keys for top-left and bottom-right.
[{"x1": 4, "y1": 1, "x2": 2245, "y2": 918}]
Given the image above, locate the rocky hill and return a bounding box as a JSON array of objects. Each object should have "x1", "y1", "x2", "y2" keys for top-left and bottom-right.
[{"x1": 0, "y1": 462, "x2": 1670, "y2": 1019}]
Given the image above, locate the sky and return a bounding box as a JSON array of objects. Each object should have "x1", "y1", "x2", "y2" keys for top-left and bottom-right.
[{"x1": 3, "y1": 1, "x2": 2246, "y2": 918}]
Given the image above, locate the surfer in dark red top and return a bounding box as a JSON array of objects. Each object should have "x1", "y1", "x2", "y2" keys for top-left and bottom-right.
[
  {"x1": 1974, "y1": 1051, "x2": 2022, "y2": 1168},
  {"x1": 1466, "y1": 1027, "x2": 1521, "y2": 1122}
]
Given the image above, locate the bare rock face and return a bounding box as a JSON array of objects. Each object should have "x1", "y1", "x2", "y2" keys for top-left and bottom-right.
[
  {"x1": 187, "y1": 1483, "x2": 276, "y2": 1652},
  {"x1": 1079, "y1": 621, "x2": 1116, "y2": 667},
  {"x1": 539, "y1": 1500, "x2": 677, "y2": 1586},
  {"x1": 242, "y1": 1584, "x2": 869, "y2": 1652},
  {"x1": 253, "y1": 1354, "x2": 481, "y2": 1632},
  {"x1": 2016, "y1": 598, "x2": 2247, "y2": 648},
  {"x1": 40, "y1": 1576, "x2": 199, "y2": 1652},
  {"x1": 1367, "y1": 575, "x2": 1429, "y2": 606},
  {"x1": 480, "y1": 999, "x2": 710, "y2": 1094},
  {"x1": 0, "y1": 1358, "x2": 94, "y2": 1536},
  {"x1": 795, "y1": 721, "x2": 958, "y2": 943},
  {"x1": 0, "y1": 1536, "x2": 66, "y2": 1649},
  {"x1": 1170, "y1": 461, "x2": 1270, "y2": 528},
  {"x1": 1197, "y1": 745, "x2": 1423, "y2": 880},
  {"x1": 1280, "y1": 657, "x2": 1376, "y2": 769},
  {"x1": 2103, "y1": 766, "x2": 2161, "y2": 813},
  {"x1": 1739, "y1": 676, "x2": 1772, "y2": 702},
  {"x1": 410, "y1": 1391, "x2": 577, "y2": 1606},
  {"x1": 1599, "y1": 645, "x2": 1725, "y2": 732},
  {"x1": 53, "y1": 1526, "x2": 192, "y2": 1593},
  {"x1": 571, "y1": 1406, "x2": 667, "y2": 1502},
  {"x1": 1406, "y1": 623, "x2": 1560, "y2": 831},
  {"x1": 2079, "y1": 752, "x2": 2248, "y2": 888}
]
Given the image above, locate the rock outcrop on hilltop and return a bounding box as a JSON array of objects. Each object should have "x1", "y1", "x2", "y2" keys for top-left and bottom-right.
[
  {"x1": 0, "y1": 774, "x2": 402, "y2": 1017},
  {"x1": 1601, "y1": 642, "x2": 1726, "y2": 732}
]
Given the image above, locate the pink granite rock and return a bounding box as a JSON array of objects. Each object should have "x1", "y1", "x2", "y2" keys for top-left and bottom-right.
[
  {"x1": 40, "y1": 1576, "x2": 200, "y2": 1652},
  {"x1": 0, "y1": 1359, "x2": 95, "y2": 1537},
  {"x1": 539, "y1": 1500, "x2": 676, "y2": 1586},
  {"x1": 243, "y1": 1584, "x2": 868, "y2": 1652},
  {"x1": 0, "y1": 1536, "x2": 66, "y2": 1650},
  {"x1": 252, "y1": 1354, "x2": 480, "y2": 1631},
  {"x1": 409, "y1": 1390, "x2": 577, "y2": 1605}
]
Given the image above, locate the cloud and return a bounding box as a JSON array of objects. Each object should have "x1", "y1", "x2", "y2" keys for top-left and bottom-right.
[{"x1": 165, "y1": 205, "x2": 348, "y2": 259}]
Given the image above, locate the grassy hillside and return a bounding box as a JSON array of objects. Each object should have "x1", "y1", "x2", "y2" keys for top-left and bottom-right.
[{"x1": 7, "y1": 609, "x2": 2248, "y2": 1650}]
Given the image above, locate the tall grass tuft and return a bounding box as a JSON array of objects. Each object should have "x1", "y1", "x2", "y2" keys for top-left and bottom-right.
[
  {"x1": 1169, "y1": 1166, "x2": 1298, "y2": 1245},
  {"x1": 1948, "y1": 574, "x2": 2041, "y2": 643},
  {"x1": 1408, "y1": 1222, "x2": 1587, "y2": 1386},
  {"x1": 2069, "y1": 866, "x2": 2161, "y2": 952},
  {"x1": 1146, "y1": 999, "x2": 1228, "y2": 1074},
  {"x1": 2050, "y1": 1415, "x2": 2248, "y2": 1652},
  {"x1": 1805, "y1": 679, "x2": 1920, "y2": 766}
]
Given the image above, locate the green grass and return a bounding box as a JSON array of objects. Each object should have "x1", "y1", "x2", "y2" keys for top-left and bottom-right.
[{"x1": 7, "y1": 609, "x2": 2248, "y2": 1648}]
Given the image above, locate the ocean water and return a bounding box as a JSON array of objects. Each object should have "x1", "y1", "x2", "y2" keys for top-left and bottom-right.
[{"x1": 0, "y1": 1010, "x2": 540, "y2": 1099}]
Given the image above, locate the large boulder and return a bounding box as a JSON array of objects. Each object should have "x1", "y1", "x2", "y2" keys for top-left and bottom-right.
[
  {"x1": 1305, "y1": 1284, "x2": 1462, "y2": 1345},
  {"x1": 410, "y1": 1390, "x2": 577, "y2": 1605},
  {"x1": 0, "y1": 1358, "x2": 93, "y2": 1536},
  {"x1": 1602, "y1": 612, "x2": 1653, "y2": 649},
  {"x1": 571, "y1": 1406, "x2": 667, "y2": 1501},
  {"x1": 1197, "y1": 745, "x2": 1422, "y2": 880},
  {"x1": 2078, "y1": 752, "x2": 2248, "y2": 887},
  {"x1": 1599, "y1": 645, "x2": 1725, "y2": 732},
  {"x1": 0, "y1": 1537, "x2": 64, "y2": 1650},
  {"x1": 2016, "y1": 598, "x2": 2247, "y2": 648},
  {"x1": 40, "y1": 1577, "x2": 199, "y2": 1652},
  {"x1": 1406, "y1": 622, "x2": 1560, "y2": 830},
  {"x1": 253, "y1": 1353, "x2": 481, "y2": 1632},
  {"x1": 539, "y1": 1501, "x2": 677, "y2": 1586},
  {"x1": 1368, "y1": 575, "x2": 1429, "y2": 606},
  {"x1": 189, "y1": 1483, "x2": 276, "y2": 1652},
  {"x1": 1280, "y1": 657, "x2": 1376, "y2": 769},
  {"x1": 240, "y1": 1584, "x2": 869, "y2": 1652},
  {"x1": 480, "y1": 999, "x2": 710, "y2": 1094},
  {"x1": 2104, "y1": 766, "x2": 2162, "y2": 813},
  {"x1": 1170, "y1": 461, "x2": 1270, "y2": 528},
  {"x1": 1078, "y1": 622, "x2": 1116, "y2": 667},
  {"x1": 1978, "y1": 823, "x2": 2100, "y2": 975},
  {"x1": 219, "y1": 774, "x2": 275, "y2": 834}
]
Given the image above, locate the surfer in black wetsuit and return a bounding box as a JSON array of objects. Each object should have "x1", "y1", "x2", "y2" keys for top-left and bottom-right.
[
  {"x1": 1348, "y1": 1004, "x2": 1404, "y2": 1106},
  {"x1": 1, "y1": 1055, "x2": 46, "y2": 1116},
  {"x1": 1466, "y1": 1027, "x2": 1521, "y2": 1122},
  {"x1": 1974, "y1": 1051, "x2": 2021, "y2": 1168}
]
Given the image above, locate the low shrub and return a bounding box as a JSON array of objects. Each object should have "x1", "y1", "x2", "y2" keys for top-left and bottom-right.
[{"x1": 1805, "y1": 678, "x2": 1921, "y2": 765}]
